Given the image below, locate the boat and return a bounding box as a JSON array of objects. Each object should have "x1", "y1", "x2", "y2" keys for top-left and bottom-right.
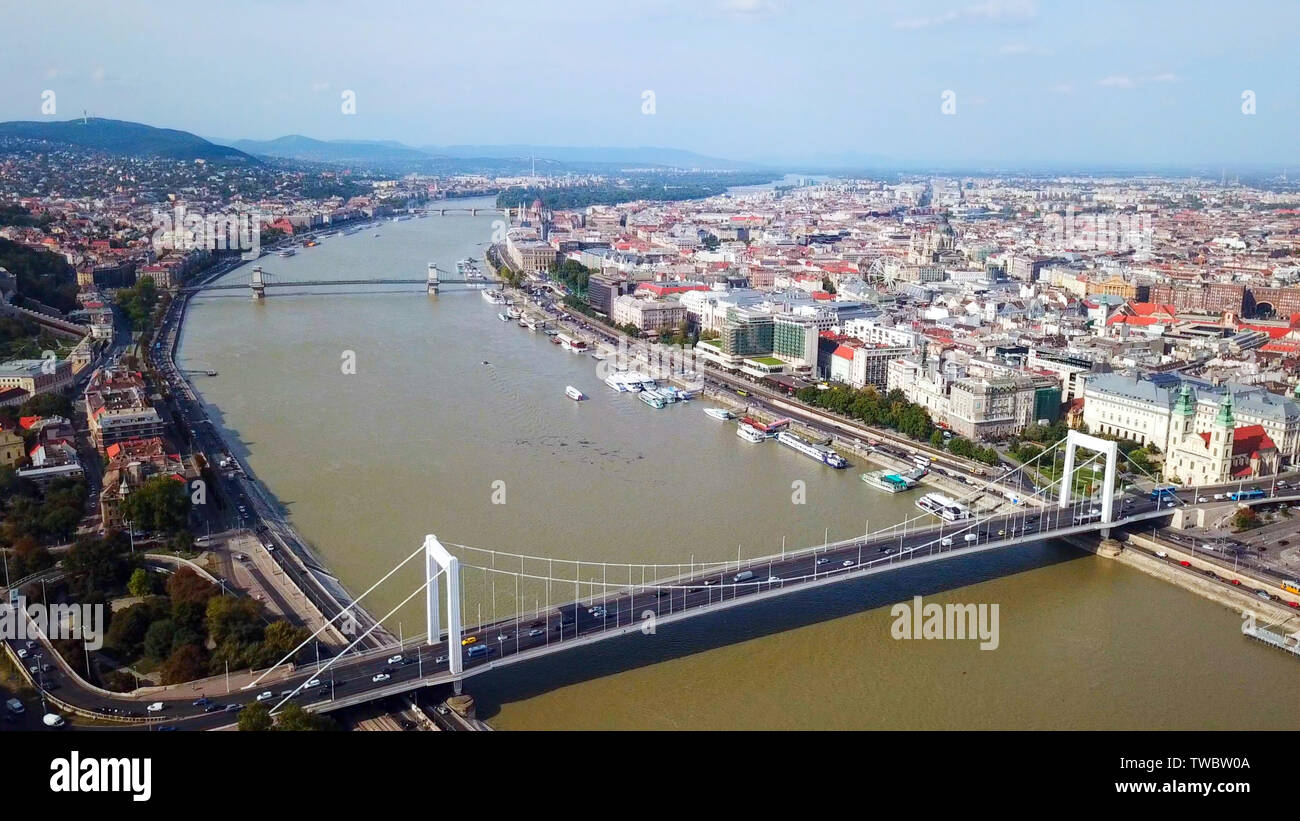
[
  {"x1": 481, "y1": 289, "x2": 506, "y2": 304},
  {"x1": 704, "y1": 407, "x2": 734, "y2": 421},
  {"x1": 736, "y1": 423, "x2": 766, "y2": 443},
  {"x1": 497, "y1": 313, "x2": 510, "y2": 322},
  {"x1": 557, "y1": 334, "x2": 588, "y2": 353},
  {"x1": 517, "y1": 317, "x2": 528, "y2": 327},
  {"x1": 639, "y1": 390, "x2": 666, "y2": 409},
  {"x1": 505, "y1": 306, "x2": 522, "y2": 320},
  {"x1": 605, "y1": 372, "x2": 629, "y2": 392},
  {"x1": 861, "y1": 470, "x2": 919, "y2": 493},
  {"x1": 456, "y1": 258, "x2": 480, "y2": 277},
  {"x1": 776, "y1": 430, "x2": 849, "y2": 468},
  {"x1": 915, "y1": 492, "x2": 971, "y2": 522},
  {"x1": 590, "y1": 350, "x2": 606, "y2": 360},
  {"x1": 565, "y1": 385, "x2": 586, "y2": 401},
  {"x1": 276, "y1": 248, "x2": 296, "y2": 258}
]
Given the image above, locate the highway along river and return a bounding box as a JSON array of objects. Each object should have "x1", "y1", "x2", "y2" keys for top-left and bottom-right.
[{"x1": 179, "y1": 197, "x2": 1300, "y2": 730}]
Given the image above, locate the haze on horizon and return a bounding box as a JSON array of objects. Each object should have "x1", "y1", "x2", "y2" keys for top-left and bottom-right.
[{"x1": 3, "y1": 0, "x2": 1298, "y2": 170}]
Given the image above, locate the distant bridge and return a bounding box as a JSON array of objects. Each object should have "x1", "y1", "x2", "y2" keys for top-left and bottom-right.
[{"x1": 181, "y1": 263, "x2": 492, "y2": 298}]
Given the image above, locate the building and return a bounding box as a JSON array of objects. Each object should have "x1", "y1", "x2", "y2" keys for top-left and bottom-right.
[
  {"x1": 0, "y1": 425, "x2": 23, "y2": 467},
  {"x1": 98, "y1": 437, "x2": 193, "y2": 530},
  {"x1": 773, "y1": 315, "x2": 821, "y2": 370},
  {"x1": 1082, "y1": 372, "x2": 1300, "y2": 463},
  {"x1": 505, "y1": 233, "x2": 557, "y2": 273},
  {"x1": 0, "y1": 358, "x2": 74, "y2": 397},
  {"x1": 84, "y1": 366, "x2": 165, "y2": 452},
  {"x1": 586, "y1": 274, "x2": 634, "y2": 316},
  {"x1": 1164, "y1": 391, "x2": 1280, "y2": 484},
  {"x1": 610, "y1": 295, "x2": 687, "y2": 332}
]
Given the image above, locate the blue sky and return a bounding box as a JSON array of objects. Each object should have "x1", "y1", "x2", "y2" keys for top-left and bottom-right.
[{"x1": 3, "y1": 0, "x2": 1298, "y2": 168}]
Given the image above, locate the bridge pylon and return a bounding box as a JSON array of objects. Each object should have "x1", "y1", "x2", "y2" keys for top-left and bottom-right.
[
  {"x1": 425, "y1": 534, "x2": 462, "y2": 676},
  {"x1": 250, "y1": 266, "x2": 266, "y2": 301},
  {"x1": 426, "y1": 262, "x2": 439, "y2": 295},
  {"x1": 1058, "y1": 430, "x2": 1119, "y2": 523}
]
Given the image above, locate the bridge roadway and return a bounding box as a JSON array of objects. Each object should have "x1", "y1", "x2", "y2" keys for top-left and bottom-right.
[
  {"x1": 3, "y1": 485, "x2": 1194, "y2": 729},
  {"x1": 182, "y1": 277, "x2": 488, "y2": 292}
]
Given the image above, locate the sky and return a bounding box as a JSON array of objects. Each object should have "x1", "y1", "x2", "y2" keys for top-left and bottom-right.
[{"x1": 3, "y1": 0, "x2": 1299, "y2": 169}]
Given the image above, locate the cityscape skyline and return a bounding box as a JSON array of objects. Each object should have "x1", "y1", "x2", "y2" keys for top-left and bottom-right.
[{"x1": 3, "y1": 0, "x2": 1299, "y2": 170}]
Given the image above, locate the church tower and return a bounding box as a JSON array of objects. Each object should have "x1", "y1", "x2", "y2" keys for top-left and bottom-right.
[
  {"x1": 1211, "y1": 395, "x2": 1235, "y2": 481},
  {"x1": 1170, "y1": 383, "x2": 1195, "y2": 442}
]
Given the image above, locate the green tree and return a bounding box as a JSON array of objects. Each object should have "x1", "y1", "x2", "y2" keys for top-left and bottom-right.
[
  {"x1": 120, "y1": 475, "x2": 190, "y2": 535},
  {"x1": 127, "y1": 567, "x2": 154, "y2": 598},
  {"x1": 273, "y1": 703, "x2": 338, "y2": 731},
  {"x1": 238, "y1": 702, "x2": 274, "y2": 731}
]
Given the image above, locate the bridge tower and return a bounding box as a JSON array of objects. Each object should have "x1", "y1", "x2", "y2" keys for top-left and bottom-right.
[
  {"x1": 1058, "y1": 430, "x2": 1119, "y2": 522},
  {"x1": 424, "y1": 535, "x2": 463, "y2": 676},
  {"x1": 250, "y1": 266, "x2": 266, "y2": 301},
  {"x1": 426, "y1": 262, "x2": 439, "y2": 295}
]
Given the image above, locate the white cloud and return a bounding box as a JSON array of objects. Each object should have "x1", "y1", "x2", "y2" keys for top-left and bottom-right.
[
  {"x1": 896, "y1": 0, "x2": 1037, "y2": 30},
  {"x1": 1098, "y1": 75, "x2": 1136, "y2": 88},
  {"x1": 1098, "y1": 72, "x2": 1180, "y2": 89},
  {"x1": 999, "y1": 43, "x2": 1052, "y2": 56}
]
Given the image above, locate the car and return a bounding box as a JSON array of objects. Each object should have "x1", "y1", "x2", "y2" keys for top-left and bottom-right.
[
  {"x1": 1229, "y1": 579, "x2": 1242, "y2": 585},
  {"x1": 1155, "y1": 551, "x2": 1168, "y2": 558},
  {"x1": 1164, "y1": 501, "x2": 1176, "y2": 508},
  {"x1": 1179, "y1": 560, "x2": 1191, "y2": 567},
  {"x1": 1213, "y1": 493, "x2": 1226, "y2": 501},
  {"x1": 304, "y1": 678, "x2": 321, "y2": 689},
  {"x1": 16, "y1": 649, "x2": 27, "y2": 659},
  {"x1": 42, "y1": 713, "x2": 65, "y2": 728},
  {"x1": 435, "y1": 705, "x2": 450, "y2": 716},
  {"x1": 528, "y1": 628, "x2": 544, "y2": 637},
  {"x1": 255, "y1": 691, "x2": 274, "y2": 702},
  {"x1": 940, "y1": 537, "x2": 954, "y2": 547},
  {"x1": 964, "y1": 533, "x2": 979, "y2": 543},
  {"x1": 372, "y1": 672, "x2": 390, "y2": 683},
  {"x1": 387, "y1": 654, "x2": 403, "y2": 664},
  {"x1": 234, "y1": 553, "x2": 248, "y2": 562},
  {"x1": 815, "y1": 558, "x2": 829, "y2": 566},
  {"x1": 767, "y1": 575, "x2": 781, "y2": 582},
  {"x1": 146, "y1": 702, "x2": 165, "y2": 712},
  {"x1": 204, "y1": 703, "x2": 223, "y2": 713},
  {"x1": 702, "y1": 579, "x2": 716, "y2": 586},
  {"x1": 461, "y1": 636, "x2": 477, "y2": 646},
  {"x1": 841, "y1": 559, "x2": 854, "y2": 567},
  {"x1": 997, "y1": 529, "x2": 1005, "y2": 536},
  {"x1": 1197, "y1": 496, "x2": 1208, "y2": 503},
  {"x1": 192, "y1": 696, "x2": 211, "y2": 707},
  {"x1": 434, "y1": 655, "x2": 447, "y2": 664},
  {"x1": 1288, "y1": 602, "x2": 1300, "y2": 609}
]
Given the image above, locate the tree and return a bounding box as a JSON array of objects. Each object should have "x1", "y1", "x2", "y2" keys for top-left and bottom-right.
[
  {"x1": 143, "y1": 619, "x2": 177, "y2": 660},
  {"x1": 127, "y1": 568, "x2": 155, "y2": 598},
  {"x1": 160, "y1": 643, "x2": 206, "y2": 685},
  {"x1": 238, "y1": 702, "x2": 274, "y2": 731},
  {"x1": 120, "y1": 475, "x2": 190, "y2": 535},
  {"x1": 273, "y1": 703, "x2": 338, "y2": 731}
]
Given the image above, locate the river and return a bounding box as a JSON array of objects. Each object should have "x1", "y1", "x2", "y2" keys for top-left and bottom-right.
[{"x1": 177, "y1": 197, "x2": 1300, "y2": 730}]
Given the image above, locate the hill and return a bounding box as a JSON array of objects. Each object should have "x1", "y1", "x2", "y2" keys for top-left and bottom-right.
[{"x1": 0, "y1": 118, "x2": 255, "y2": 163}]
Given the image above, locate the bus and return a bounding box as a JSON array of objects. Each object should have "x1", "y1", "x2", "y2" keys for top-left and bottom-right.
[
  {"x1": 1150, "y1": 485, "x2": 1178, "y2": 501},
  {"x1": 465, "y1": 644, "x2": 492, "y2": 660},
  {"x1": 1229, "y1": 488, "x2": 1266, "y2": 501},
  {"x1": 1282, "y1": 580, "x2": 1300, "y2": 596}
]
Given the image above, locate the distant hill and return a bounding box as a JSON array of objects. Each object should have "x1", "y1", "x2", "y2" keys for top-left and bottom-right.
[
  {"x1": 227, "y1": 134, "x2": 758, "y2": 171},
  {"x1": 229, "y1": 135, "x2": 432, "y2": 165},
  {"x1": 0, "y1": 118, "x2": 255, "y2": 163},
  {"x1": 422, "y1": 143, "x2": 759, "y2": 170}
]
